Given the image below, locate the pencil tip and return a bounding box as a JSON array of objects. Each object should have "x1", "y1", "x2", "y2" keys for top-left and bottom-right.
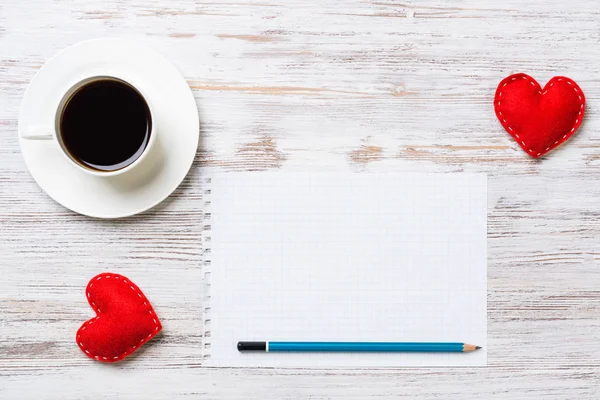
[{"x1": 475, "y1": 346, "x2": 482, "y2": 350}]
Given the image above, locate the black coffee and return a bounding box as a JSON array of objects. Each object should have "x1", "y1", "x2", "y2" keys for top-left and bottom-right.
[{"x1": 60, "y1": 78, "x2": 151, "y2": 171}]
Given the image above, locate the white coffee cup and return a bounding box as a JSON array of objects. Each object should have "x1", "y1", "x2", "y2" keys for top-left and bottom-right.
[{"x1": 20, "y1": 75, "x2": 156, "y2": 177}]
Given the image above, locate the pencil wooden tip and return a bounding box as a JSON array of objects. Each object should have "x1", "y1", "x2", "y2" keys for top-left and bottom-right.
[{"x1": 462, "y1": 344, "x2": 481, "y2": 352}]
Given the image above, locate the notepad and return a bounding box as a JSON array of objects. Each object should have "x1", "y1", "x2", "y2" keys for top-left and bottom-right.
[{"x1": 201, "y1": 172, "x2": 487, "y2": 367}]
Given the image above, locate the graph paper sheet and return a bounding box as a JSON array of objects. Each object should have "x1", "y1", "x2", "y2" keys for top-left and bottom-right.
[{"x1": 202, "y1": 172, "x2": 487, "y2": 367}]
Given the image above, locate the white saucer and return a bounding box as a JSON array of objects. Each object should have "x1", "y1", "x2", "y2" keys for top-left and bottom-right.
[{"x1": 19, "y1": 39, "x2": 199, "y2": 218}]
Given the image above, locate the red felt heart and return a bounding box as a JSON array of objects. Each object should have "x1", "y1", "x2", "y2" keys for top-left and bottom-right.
[
  {"x1": 76, "y1": 273, "x2": 161, "y2": 363},
  {"x1": 494, "y1": 73, "x2": 585, "y2": 158}
]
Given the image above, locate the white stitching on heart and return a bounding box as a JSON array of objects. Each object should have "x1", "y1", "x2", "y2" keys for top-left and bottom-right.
[
  {"x1": 76, "y1": 273, "x2": 161, "y2": 363},
  {"x1": 495, "y1": 74, "x2": 585, "y2": 157}
]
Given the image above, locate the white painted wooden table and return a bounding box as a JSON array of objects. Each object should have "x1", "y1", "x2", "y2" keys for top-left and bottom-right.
[{"x1": 1, "y1": 0, "x2": 599, "y2": 398}]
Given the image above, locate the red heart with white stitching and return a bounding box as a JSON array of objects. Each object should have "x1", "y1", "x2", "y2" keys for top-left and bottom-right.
[
  {"x1": 494, "y1": 73, "x2": 585, "y2": 158},
  {"x1": 76, "y1": 273, "x2": 161, "y2": 363}
]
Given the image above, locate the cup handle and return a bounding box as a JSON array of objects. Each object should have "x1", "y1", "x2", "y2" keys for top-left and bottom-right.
[{"x1": 21, "y1": 126, "x2": 54, "y2": 140}]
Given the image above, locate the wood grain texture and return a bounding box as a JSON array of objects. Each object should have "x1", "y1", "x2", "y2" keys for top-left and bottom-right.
[{"x1": 1, "y1": 0, "x2": 600, "y2": 398}]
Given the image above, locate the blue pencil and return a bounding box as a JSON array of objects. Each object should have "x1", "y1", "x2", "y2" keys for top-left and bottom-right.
[{"x1": 237, "y1": 341, "x2": 481, "y2": 353}]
